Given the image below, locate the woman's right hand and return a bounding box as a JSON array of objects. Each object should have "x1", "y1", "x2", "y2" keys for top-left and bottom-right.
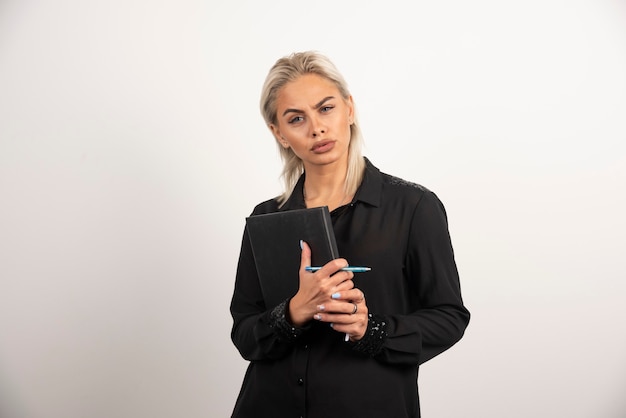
[{"x1": 288, "y1": 241, "x2": 354, "y2": 327}]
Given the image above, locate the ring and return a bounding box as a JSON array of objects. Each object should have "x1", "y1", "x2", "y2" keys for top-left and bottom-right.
[{"x1": 351, "y1": 303, "x2": 358, "y2": 314}]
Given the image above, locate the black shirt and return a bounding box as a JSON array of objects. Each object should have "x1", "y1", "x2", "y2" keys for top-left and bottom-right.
[{"x1": 230, "y1": 158, "x2": 470, "y2": 418}]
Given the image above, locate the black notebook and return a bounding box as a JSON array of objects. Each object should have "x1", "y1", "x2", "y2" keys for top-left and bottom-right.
[{"x1": 245, "y1": 206, "x2": 339, "y2": 307}]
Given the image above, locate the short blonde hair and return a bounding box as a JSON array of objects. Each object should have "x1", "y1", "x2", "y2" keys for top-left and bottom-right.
[{"x1": 260, "y1": 51, "x2": 365, "y2": 206}]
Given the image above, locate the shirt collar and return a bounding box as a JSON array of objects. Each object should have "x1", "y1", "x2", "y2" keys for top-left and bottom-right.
[
  {"x1": 354, "y1": 157, "x2": 382, "y2": 207},
  {"x1": 280, "y1": 157, "x2": 382, "y2": 211}
]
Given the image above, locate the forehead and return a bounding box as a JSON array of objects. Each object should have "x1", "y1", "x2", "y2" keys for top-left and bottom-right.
[{"x1": 276, "y1": 74, "x2": 341, "y2": 108}]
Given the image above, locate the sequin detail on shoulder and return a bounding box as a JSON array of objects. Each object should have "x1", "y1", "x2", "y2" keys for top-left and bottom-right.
[{"x1": 386, "y1": 174, "x2": 427, "y2": 192}]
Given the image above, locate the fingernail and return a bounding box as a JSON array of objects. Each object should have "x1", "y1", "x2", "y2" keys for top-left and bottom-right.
[
  {"x1": 329, "y1": 323, "x2": 334, "y2": 328},
  {"x1": 331, "y1": 292, "x2": 340, "y2": 299},
  {"x1": 299, "y1": 240, "x2": 304, "y2": 250},
  {"x1": 317, "y1": 304, "x2": 325, "y2": 311},
  {"x1": 314, "y1": 314, "x2": 322, "y2": 320}
]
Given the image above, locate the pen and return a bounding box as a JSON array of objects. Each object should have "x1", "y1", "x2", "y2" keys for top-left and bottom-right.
[{"x1": 305, "y1": 266, "x2": 371, "y2": 273}]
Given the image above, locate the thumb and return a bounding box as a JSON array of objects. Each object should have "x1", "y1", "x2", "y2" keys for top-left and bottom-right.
[{"x1": 299, "y1": 240, "x2": 312, "y2": 271}]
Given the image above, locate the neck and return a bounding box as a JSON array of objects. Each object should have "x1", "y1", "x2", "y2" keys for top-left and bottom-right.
[{"x1": 303, "y1": 159, "x2": 351, "y2": 211}]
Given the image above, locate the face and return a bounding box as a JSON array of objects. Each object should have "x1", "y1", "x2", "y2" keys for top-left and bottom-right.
[{"x1": 270, "y1": 74, "x2": 354, "y2": 169}]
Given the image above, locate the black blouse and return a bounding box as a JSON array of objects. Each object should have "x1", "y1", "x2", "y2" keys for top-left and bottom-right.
[{"x1": 230, "y1": 158, "x2": 470, "y2": 418}]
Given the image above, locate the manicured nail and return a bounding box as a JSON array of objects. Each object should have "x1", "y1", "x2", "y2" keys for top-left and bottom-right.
[
  {"x1": 317, "y1": 304, "x2": 325, "y2": 311},
  {"x1": 314, "y1": 314, "x2": 322, "y2": 320},
  {"x1": 299, "y1": 240, "x2": 304, "y2": 250},
  {"x1": 331, "y1": 292, "x2": 340, "y2": 299},
  {"x1": 329, "y1": 323, "x2": 334, "y2": 328}
]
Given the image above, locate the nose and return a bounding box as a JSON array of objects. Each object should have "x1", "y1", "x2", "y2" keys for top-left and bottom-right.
[
  {"x1": 311, "y1": 117, "x2": 326, "y2": 137},
  {"x1": 312, "y1": 129, "x2": 325, "y2": 137}
]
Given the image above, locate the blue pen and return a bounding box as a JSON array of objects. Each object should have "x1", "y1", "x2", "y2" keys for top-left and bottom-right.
[{"x1": 305, "y1": 266, "x2": 371, "y2": 273}]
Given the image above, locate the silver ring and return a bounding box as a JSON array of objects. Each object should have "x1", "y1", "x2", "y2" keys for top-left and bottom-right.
[{"x1": 351, "y1": 303, "x2": 358, "y2": 314}]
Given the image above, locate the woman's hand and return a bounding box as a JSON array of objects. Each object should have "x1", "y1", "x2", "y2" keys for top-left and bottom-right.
[
  {"x1": 288, "y1": 241, "x2": 355, "y2": 327},
  {"x1": 288, "y1": 241, "x2": 368, "y2": 341},
  {"x1": 313, "y1": 286, "x2": 368, "y2": 342}
]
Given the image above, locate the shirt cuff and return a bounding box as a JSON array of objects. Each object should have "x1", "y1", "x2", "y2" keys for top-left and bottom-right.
[
  {"x1": 268, "y1": 299, "x2": 308, "y2": 342},
  {"x1": 350, "y1": 313, "x2": 388, "y2": 357}
]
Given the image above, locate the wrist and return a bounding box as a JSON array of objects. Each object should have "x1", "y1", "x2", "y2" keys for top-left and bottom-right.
[
  {"x1": 269, "y1": 299, "x2": 306, "y2": 342},
  {"x1": 350, "y1": 313, "x2": 388, "y2": 357},
  {"x1": 287, "y1": 295, "x2": 312, "y2": 327}
]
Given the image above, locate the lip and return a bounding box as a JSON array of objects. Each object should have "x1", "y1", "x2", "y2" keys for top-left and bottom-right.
[{"x1": 311, "y1": 140, "x2": 335, "y2": 154}]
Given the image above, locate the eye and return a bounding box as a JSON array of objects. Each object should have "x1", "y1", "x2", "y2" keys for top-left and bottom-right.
[
  {"x1": 320, "y1": 105, "x2": 334, "y2": 113},
  {"x1": 288, "y1": 115, "x2": 304, "y2": 124}
]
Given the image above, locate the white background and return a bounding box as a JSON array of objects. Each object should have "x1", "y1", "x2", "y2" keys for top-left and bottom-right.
[{"x1": 1, "y1": 1, "x2": 625, "y2": 417}]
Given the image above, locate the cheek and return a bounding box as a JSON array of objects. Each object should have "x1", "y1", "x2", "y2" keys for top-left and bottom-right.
[
  {"x1": 284, "y1": 127, "x2": 308, "y2": 142},
  {"x1": 281, "y1": 133, "x2": 306, "y2": 152}
]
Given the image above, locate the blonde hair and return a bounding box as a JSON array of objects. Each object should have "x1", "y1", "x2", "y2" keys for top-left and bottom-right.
[{"x1": 260, "y1": 51, "x2": 365, "y2": 206}]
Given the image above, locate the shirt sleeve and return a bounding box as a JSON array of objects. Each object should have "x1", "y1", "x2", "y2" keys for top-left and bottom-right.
[
  {"x1": 229, "y1": 227, "x2": 310, "y2": 361},
  {"x1": 362, "y1": 191, "x2": 470, "y2": 365}
]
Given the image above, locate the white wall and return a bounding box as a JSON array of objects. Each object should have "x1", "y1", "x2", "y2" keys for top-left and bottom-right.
[{"x1": 1, "y1": 1, "x2": 625, "y2": 417}]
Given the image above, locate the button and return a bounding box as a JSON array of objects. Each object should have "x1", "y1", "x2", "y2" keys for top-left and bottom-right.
[{"x1": 297, "y1": 378, "x2": 304, "y2": 385}]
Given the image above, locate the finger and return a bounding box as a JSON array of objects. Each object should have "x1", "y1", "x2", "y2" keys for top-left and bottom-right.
[
  {"x1": 311, "y1": 258, "x2": 354, "y2": 283},
  {"x1": 299, "y1": 240, "x2": 312, "y2": 273},
  {"x1": 322, "y1": 308, "x2": 368, "y2": 327},
  {"x1": 330, "y1": 287, "x2": 363, "y2": 302},
  {"x1": 352, "y1": 289, "x2": 365, "y2": 303},
  {"x1": 334, "y1": 279, "x2": 355, "y2": 293},
  {"x1": 350, "y1": 302, "x2": 358, "y2": 315},
  {"x1": 316, "y1": 300, "x2": 367, "y2": 317},
  {"x1": 326, "y1": 258, "x2": 352, "y2": 277}
]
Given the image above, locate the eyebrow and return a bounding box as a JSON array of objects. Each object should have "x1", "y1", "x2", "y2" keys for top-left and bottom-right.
[{"x1": 281, "y1": 96, "x2": 335, "y2": 117}]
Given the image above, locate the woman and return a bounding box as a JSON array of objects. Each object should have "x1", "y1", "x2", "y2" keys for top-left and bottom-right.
[{"x1": 230, "y1": 51, "x2": 470, "y2": 418}]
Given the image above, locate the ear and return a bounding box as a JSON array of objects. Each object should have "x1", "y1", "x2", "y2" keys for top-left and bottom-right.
[
  {"x1": 270, "y1": 124, "x2": 290, "y2": 149},
  {"x1": 347, "y1": 95, "x2": 355, "y2": 124}
]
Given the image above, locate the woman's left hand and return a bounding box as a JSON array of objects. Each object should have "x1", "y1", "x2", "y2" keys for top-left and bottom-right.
[{"x1": 313, "y1": 287, "x2": 368, "y2": 341}]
